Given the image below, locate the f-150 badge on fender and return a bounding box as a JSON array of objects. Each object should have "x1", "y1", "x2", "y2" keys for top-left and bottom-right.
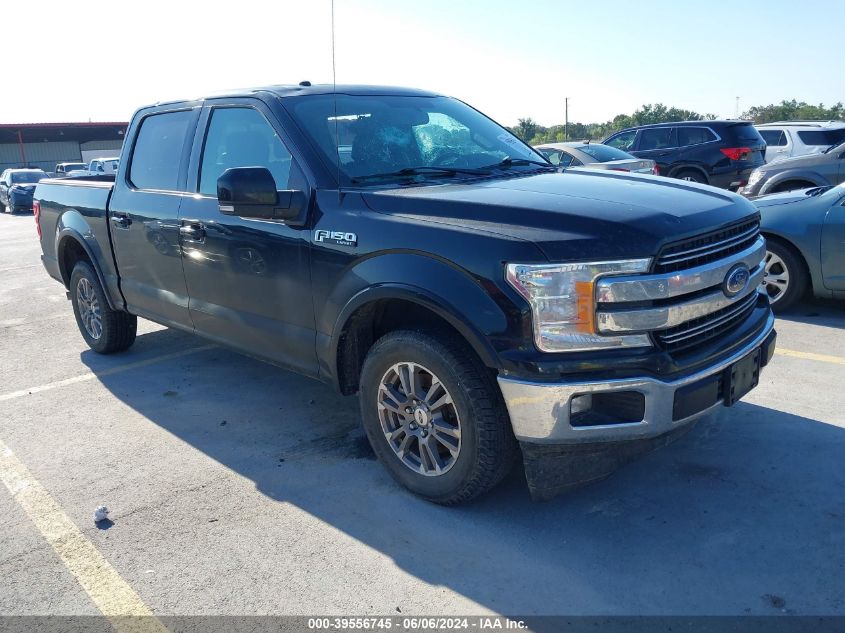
[{"x1": 314, "y1": 230, "x2": 357, "y2": 247}]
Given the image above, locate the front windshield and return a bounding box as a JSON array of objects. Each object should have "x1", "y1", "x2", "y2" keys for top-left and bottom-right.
[
  {"x1": 286, "y1": 94, "x2": 548, "y2": 185},
  {"x1": 11, "y1": 171, "x2": 46, "y2": 183}
]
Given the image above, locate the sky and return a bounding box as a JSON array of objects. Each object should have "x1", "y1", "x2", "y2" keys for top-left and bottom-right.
[{"x1": 3, "y1": 0, "x2": 842, "y2": 127}]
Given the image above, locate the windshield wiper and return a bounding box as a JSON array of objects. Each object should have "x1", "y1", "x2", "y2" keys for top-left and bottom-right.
[
  {"x1": 483, "y1": 156, "x2": 555, "y2": 170},
  {"x1": 806, "y1": 186, "x2": 832, "y2": 196},
  {"x1": 350, "y1": 165, "x2": 490, "y2": 184}
]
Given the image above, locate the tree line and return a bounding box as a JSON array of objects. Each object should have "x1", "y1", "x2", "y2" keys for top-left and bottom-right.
[{"x1": 511, "y1": 100, "x2": 845, "y2": 145}]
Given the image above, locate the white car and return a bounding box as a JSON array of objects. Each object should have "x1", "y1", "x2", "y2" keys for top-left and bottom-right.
[
  {"x1": 86, "y1": 157, "x2": 120, "y2": 175},
  {"x1": 755, "y1": 121, "x2": 845, "y2": 163}
]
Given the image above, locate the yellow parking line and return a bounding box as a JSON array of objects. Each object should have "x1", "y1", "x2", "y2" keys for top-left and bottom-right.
[
  {"x1": 775, "y1": 348, "x2": 845, "y2": 366},
  {"x1": 0, "y1": 439, "x2": 168, "y2": 632},
  {"x1": 0, "y1": 345, "x2": 215, "y2": 403}
]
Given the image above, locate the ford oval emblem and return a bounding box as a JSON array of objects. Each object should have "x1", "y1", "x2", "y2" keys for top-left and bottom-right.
[{"x1": 723, "y1": 264, "x2": 750, "y2": 297}]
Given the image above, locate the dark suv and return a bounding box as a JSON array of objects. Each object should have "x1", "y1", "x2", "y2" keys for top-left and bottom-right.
[{"x1": 603, "y1": 121, "x2": 766, "y2": 190}]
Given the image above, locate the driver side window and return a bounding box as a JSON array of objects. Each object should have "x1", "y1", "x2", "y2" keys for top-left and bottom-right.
[{"x1": 199, "y1": 107, "x2": 295, "y2": 196}]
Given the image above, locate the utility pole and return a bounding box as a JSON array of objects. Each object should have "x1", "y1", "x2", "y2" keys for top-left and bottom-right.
[
  {"x1": 564, "y1": 97, "x2": 569, "y2": 141},
  {"x1": 735, "y1": 96, "x2": 740, "y2": 119}
]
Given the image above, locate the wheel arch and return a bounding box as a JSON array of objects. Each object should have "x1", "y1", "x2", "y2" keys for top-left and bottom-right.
[
  {"x1": 761, "y1": 231, "x2": 817, "y2": 295},
  {"x1": 330, "y1": 284, "x2": 504, "y2": 396},
  {"x1": 668, "y1": 163, "x2": 709, "y2": 183},
  {"x1": 56, "y1": 230, "x2": 120, "y2": 311},
  {"x1": 760, "y1": 170, "x2": 827, "y2": 195}
]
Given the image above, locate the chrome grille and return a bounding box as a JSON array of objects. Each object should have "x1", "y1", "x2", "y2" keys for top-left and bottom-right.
[
  {"x1": 654, "y1": 217, "x2": 761, "y2": 274},
  {"x1": 595, "y1": 217, "x2": 767, "y2": 356},
  {"x1": 653, "y1": 291, "x2": 760, "y2": 353}
]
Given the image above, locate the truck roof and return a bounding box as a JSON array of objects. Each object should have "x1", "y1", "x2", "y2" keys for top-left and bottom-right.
[{"x1": 146, "y1": 84, "x2": 441, "y2": 109}]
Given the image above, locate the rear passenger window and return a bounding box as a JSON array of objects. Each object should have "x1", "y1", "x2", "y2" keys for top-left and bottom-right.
[
  {"x1": 199, "y1": 107, "x2": 294, "y2": 196},
  {"x1": 759, "y1": 130, "x2": 787, "y2": 146},
  {"x1": 638, "y1": 128, "x2": 673, "y2": 151},
  {"x1": 129, "y1": 110, "x2": 193, "y2": 191},
  {"x1": 678, "y1": 127, "x2": 716, "y2": 147},
  {"x1": 557, "y1": 152, "x2": 574, "y2": 168}
]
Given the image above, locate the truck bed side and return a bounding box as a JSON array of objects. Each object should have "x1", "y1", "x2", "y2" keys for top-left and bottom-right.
[{"x1": 35, "y1": 177, "x2": 124, "y2": 310}]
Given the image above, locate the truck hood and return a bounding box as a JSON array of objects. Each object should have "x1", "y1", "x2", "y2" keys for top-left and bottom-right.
[{"x1": 361, "y1": 170, "x2": 759, "y2": 261}]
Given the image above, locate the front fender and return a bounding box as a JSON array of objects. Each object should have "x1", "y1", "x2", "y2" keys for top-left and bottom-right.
[{"x1": 319, "y1": 252, "x2": 516, "y2": 382}]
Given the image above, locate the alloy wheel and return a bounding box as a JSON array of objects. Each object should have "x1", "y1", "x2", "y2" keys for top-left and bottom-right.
[
  {"x1": 763, "y1": 250, "x2": 790, "y2": 304},
  {"x1": 376, "y1": 362, "x2": 462, "y2": 476},
  {"x1": 76, "y1": 277, "x2": 103, "y2": 339}
]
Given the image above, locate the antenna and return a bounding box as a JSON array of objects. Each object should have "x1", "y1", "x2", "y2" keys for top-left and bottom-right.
[{"x1": 331, "y1": 0, "x2": 341, "y2": 202}]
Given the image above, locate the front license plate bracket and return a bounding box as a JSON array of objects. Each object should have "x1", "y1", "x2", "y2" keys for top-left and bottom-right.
[{"x1": 725, "y1": 348, "x2": 761, "y2": 406}]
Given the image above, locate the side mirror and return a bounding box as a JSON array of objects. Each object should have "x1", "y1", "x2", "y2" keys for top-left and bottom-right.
[{"x1": 217, "y1": 167, "x2": 308, "y2": 222}]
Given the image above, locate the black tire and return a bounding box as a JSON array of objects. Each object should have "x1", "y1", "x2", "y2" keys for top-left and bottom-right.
[
  {"x1": 359, "y1": 329, "x2": 517, "y2": 505},
  {"x1": 675, "y1": 169, "x2": 707, "y2": 184},
  {"x1": 764, "y1": 239, "x2": 808, "y2": 312},
  {"x1": 69, "y1": 261, "x2": 137, "y2": 353}
]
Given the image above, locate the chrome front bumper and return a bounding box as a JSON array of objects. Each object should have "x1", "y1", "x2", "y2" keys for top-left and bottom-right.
[{"x1": 498, "y1": 313, "x2": 776, "y2": 444}]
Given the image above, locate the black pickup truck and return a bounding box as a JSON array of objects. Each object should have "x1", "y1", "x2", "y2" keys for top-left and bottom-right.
[{"x1": 35, "y1": 84, "x2": 776, "y2": 503}]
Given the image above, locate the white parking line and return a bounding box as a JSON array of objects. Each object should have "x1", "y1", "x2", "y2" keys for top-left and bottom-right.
[
  {"x1": 0, "y1": 345, "x2": 215, "y2": 403},
  {"x1": 0, "y1": 439, "x2": 168, "y2": 631}
]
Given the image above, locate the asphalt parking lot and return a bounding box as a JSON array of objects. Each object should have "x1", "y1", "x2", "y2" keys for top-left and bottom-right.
[{"x1": 1, "y1": 210, "x2": 844, "y2": 618}]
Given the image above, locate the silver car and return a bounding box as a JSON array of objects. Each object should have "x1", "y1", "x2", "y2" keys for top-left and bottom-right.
[
  {"x1": 742, "y1": 141, "x2": 845, "y2": 197},
  {"x1": 534, "y1": 142, "x2": 657, "y2": 174}
]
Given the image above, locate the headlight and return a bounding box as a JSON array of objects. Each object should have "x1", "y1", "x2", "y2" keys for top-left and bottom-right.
[
  {"x1": 506, "y1": 259, "x2": 652, "y2": 352},
  {"x1": 747, "y1": 170, "x2": 764, "y2": 187}
]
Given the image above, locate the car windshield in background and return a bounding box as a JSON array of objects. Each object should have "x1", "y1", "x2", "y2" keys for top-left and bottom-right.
[
  {"x1": 286, "y1": 94, "x2": 548, "y2": 185},
  {"x1": 11, "y1": 171, "x2": 47, "y2": 183},
  {"x1": 576, "y1": 144, "x2": 634, "y2": 162}
]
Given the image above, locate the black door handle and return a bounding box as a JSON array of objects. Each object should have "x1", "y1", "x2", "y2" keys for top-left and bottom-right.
[
  {"x1": 179, "y1": 223, "x2": 206, "y2": 241},
  {"x1": 110, "y1": 213, "x2": 131, "y2": 228}
]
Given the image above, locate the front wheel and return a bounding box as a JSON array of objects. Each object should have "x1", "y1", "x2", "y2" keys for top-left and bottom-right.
[
  {"x1": 763, "y1": 240, "x2": 808, "y2": 311},
  {"x1": 70, "y1": 261, "x2": 137, "y2": 353},
  {"x1": 359, "y1": 330, "x2": 517, "y2": 504}
]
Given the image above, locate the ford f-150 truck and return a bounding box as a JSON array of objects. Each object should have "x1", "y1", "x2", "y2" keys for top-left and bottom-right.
[{"x1": 35, "y1": 84, "x2": 777, "y2": 503}]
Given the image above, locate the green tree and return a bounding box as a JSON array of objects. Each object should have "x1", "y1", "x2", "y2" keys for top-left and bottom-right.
[
  {"x1": 514, "y1": 117, "x2": 539, "y2": 142},
  {"x1": 742, "y1": 100, "x2": 845, "y2": 123}
]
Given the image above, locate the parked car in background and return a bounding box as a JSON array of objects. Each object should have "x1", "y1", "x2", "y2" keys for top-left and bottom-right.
[
  {"x1": 741, "y1": 141, "x2": 845, "y2": 197},
  {"x1": 754, "y1": 182, "x2": 845, "y2": 310},
  {"x1": 0, "y1": 168, "x2": 49, "y2": 213},
  {"x1": 755, "y1": 121, "x2": 845, "y2": 163},
  {"x1": 603, "y1": 121, "x2": 766, "y2": 190},
  {"x1": 534, "y1": 142, "x2": 657, "y2": 174},
  {"x1": 87, "y1": 157, "x2": 120, "y2": 175},
  {"x1": 55, "y1": 162, "x2": 87, "y2": 177}
]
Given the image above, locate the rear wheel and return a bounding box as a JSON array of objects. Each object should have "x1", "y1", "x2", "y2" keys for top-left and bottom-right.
[
  {"x1": 763, "y1": 240, "x2": 808, "y2": 311},
  {"x1": 359, "y1": 330, "x2": 517, "y2": 504},
  {"x1": 70, "y1": 261, "x2": 137, "y2": 353},
  {"x1": 675, "y1": 169, "x2": 707, "y2": 184}
]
